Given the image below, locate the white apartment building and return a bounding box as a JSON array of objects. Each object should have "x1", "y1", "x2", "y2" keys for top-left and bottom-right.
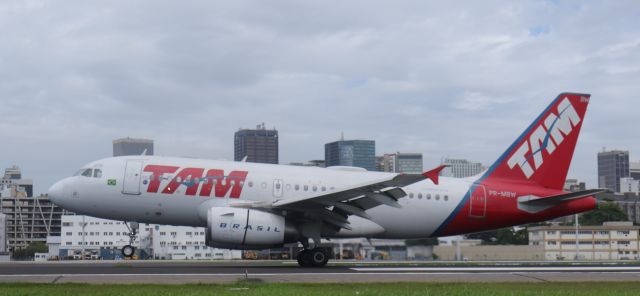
[
  {"x1": 440, "y1": 158, "x2": 484, "y2": 178},
  {"x1": 150, "y1": 224, "x2": 241, "y2": 260},
  {"x1": 60, "y1": 216, "x2": 146, "y2": 259},
  {"x1": 620, "y1": 177, "x2": 640, "y2": 194},
  {"x1": 528, "y1": 221, "x2": 640, "y2": 260},
  {"x1": 59, "y1": 215, "x2": 240, "y2": 260}
]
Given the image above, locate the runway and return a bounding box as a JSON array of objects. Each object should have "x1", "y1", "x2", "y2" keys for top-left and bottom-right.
[{"x1": 1, "y1": 261, "x2": 640, "y2": 284}]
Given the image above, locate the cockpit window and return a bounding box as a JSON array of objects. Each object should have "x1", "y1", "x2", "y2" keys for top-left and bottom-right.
[
  {"x1": 74, "y1": 168, "x2": 98, "y2": 178},
  {"x1": 81, "y1": 169, "x2": 93, "y2": 177}
]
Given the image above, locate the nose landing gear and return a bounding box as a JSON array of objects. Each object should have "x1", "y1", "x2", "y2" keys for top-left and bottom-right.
[{"x1": 121, "y1": 222, "x2": 139, "y2": 258}]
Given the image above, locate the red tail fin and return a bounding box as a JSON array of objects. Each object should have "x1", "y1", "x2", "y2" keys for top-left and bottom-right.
[{"x1": 485, "y1": 93, "x2": 590, "y2": 190}]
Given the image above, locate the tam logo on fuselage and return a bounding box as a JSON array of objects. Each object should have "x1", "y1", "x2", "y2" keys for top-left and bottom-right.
[
  {"x1": 143, "y1": 165, "x2": 248, "y2": 198},
  {"x1": 507, "y1": 97, "x2": 582, "y2": 178}
]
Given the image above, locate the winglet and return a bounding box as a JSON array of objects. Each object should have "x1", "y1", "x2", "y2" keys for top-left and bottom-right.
[{"x1": 422, "y1": 165, "x2": 448, "y2": 185}]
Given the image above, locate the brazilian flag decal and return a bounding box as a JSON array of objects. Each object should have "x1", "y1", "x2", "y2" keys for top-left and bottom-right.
[{"x1": 107, "y1": 179, "x2": 117, "y2": 186}]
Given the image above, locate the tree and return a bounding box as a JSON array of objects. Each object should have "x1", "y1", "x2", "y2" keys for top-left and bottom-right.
[
  {"x1": 579, "y1": 201, "x2": 628, "y2": 226},
  {"x1": 12, "y1": 241, "x2": 48, "y2": 260},
  {"x1": 466, "y1": 227, "x2": 528, "y2": 245}
]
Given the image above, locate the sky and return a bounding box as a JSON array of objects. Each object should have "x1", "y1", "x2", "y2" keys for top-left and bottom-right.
[{"x1": 0, "y1": 0, "x2": 639, "y2": 194}]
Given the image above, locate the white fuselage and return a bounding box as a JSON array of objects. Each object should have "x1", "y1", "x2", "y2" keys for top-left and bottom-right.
[{"x1": 49, "y1": 156, "x2": 477, "y2": 239}]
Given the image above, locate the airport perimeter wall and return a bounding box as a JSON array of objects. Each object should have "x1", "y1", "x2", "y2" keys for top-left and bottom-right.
[{"x1": 434, "y1": 245, "x2": 544, "y2": 261}]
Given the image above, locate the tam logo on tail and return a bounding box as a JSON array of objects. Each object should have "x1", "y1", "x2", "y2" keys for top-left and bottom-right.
[{"x1": 507, "y1": 97, "x2": 584, "y2": 179}]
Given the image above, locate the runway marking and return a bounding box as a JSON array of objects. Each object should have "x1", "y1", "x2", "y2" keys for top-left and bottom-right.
[{"x1": 351, "y1": 266, "x2": 640, "y2": 272}]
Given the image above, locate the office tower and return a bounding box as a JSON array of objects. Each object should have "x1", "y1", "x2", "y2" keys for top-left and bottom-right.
[
  {"x1": 234, "y1": 123, "x2": 279, "y2": 164},
  {"x1": 598, "y1": 150, "x2": 629, "y2": 192},
  {"x1": 325, "y1": 139, "x2": 375, "y2": 171},
  {"x1": 113, "y1": 137, "x2": 154, "y2": 157}
]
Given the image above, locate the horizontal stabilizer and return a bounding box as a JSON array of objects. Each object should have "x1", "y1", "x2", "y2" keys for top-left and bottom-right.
[{"x1": 517, "y1": 188, "x2": 606, "y2": 213}]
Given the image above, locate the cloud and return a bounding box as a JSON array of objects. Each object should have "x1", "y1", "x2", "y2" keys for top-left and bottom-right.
[
  {"x1": 0, "y1": 0, "x2": 638, "y2": 193},
  {"x1": 453, "y1": 91, "x2": 516, "y2": 111}
]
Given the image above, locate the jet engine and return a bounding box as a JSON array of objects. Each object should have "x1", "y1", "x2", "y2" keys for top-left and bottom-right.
[{"x1": 205, "y1": 207, "x2": 299, "y2": 249}]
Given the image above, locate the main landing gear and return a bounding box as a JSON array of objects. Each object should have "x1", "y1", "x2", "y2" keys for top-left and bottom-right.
[
  {"x1": 296, "y1": 248, "x2": 329, "y2": 267},
  {"x1": 121, "y1": 222, "x2": 139, "y2": 258}
]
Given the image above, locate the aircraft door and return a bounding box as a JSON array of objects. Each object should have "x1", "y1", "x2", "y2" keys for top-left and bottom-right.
[
  {"x1": 122, "y1": 160, "x2": 143, "y2": 195},
  {"x1": 468, "y1": 184, "x2": 487, "y2": 218},
  {"x1": 273, "y1": 179, "x2": 283, "y2": 198}
]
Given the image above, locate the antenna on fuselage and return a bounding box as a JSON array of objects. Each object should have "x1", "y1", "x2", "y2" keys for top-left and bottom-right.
[
  {"x1": 141, "y1": 149, "x2": 148, "y2": 156},
  {"x1": 240, "y1": 156, "x2": 248, "y2": 162}
]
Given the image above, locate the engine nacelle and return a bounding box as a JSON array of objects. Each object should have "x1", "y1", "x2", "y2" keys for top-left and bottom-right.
[{"x1": 206, "y1": 207, "x2": 298, "y2": 249}]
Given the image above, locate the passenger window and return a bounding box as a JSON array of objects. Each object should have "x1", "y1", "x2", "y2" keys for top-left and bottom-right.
[
  {"x1": 93, "y1": 169, "x2": 102, "y2": 178},
  {"x1": 276, "y1": 183, "x2": 281, "y2": 189},
  {"x1": 248, "y1": 181, "x2": 253, "y2": 187},
  {"x1": 304, "y1": 185, "x2": 308, "y2": 191},
  {"x1": 427, "y1": 194, "x2": 431, "y2": 200},
  {"x1": 435, "y1": 194, "x2": 440, "y2": 201},
  {"x1": 444, "y1": 195, "x2": 449, "y2": 201},
  {"x1": 418, "y1": 193, "x2": 423, "y2": 199},
  {"x1": 321, "y1": 186, "x2": 326, "y2": 191},
  {"x1": 409, "y1": 193, "x2": 414, "y2": 198},
  {"x1": 286, "y1": 184, "x2": 291, "y2": 190},
  {"x1": 295, "y1": 185, "x2": 300, "y2": 191},
  {"x1": 312, "y1": 185, "x2": 317, "y2": 192},
  {"x1": 81, "y1": 169, "x2": 93, "y2": 177}
]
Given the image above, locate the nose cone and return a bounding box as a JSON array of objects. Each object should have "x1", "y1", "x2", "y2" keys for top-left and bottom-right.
[{"x1": 48, "y1": 180, "x2": 65, "y2": 205}]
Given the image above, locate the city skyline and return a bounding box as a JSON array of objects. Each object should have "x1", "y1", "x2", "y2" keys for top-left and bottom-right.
[
  {"x1": 1, "y1": 1, "x2": 639, "y2": 194},
  {"x1": 1, "y1": 129, "x2": 639, "y2": 195}
]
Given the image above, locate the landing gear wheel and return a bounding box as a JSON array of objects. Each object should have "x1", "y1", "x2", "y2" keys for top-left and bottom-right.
[
  {"x1": 297, "y1": 250, "x2": 311, "y2": 267},
  {"x1": 308, "y1": 248, "x2": 329, "y2": 267},
  {"x1": 297, "y1": 248, "x2": 328, "y2": 267},
  {"x1": 122, "y1": 245, "x2": 135, "y2": 258}
]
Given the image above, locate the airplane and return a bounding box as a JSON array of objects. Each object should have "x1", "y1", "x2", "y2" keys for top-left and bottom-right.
[{"x1": 48, "y1": 92, "x2": 604, "y2": 267}]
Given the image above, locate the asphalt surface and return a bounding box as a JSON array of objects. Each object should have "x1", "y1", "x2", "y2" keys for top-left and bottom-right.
[{"x1": 1, "y1": 261, "x2": 640, "y2": 284}]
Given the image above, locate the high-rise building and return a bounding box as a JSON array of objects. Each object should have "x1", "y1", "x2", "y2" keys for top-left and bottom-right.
[
  {"x1": 377, "y1": 153, "x2": 423, "y2": 173},
  {"x1": 0, "y1": 165, "x2": 32, "y2": 197},
  {"x1": 564, "y1": 179, "x2": 586, "y2": 192},
  {"x1": 325, "y1": 139, "x2": 376, "y2": 171},
  {"x1": 377, "y1": 154, "x2": 395, "y2": 172},
  {"x1": 440, "y1": 158, "x2": 484, "y2": 178},
  {"x1": 234, "y1": 123, "x2": 278, "y2": 164},
  {"x1": 598, "y1": 150, "x2": 629, "y2": 193},
  {"x1": 395, "y1": 153, "x2": 423, "y2": 174},
  {"x1": 0, "y1": 166, "x2": 70, "y2": 251},
  {"x1": 0, "y1": 213, "x2": 6, "y2": 253},
  {"x1": 289, "y1": 160, "x2": 326, "y2": 167},
  {"x1": 113, "y1": 137, "x2": 154, "y2": 157},
  {"x1": 630, "y1": 161, "x2": 640, "y2": 180}
]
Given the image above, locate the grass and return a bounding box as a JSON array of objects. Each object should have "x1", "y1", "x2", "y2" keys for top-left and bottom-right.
[{"x1": 2, "y1": 282, "x2": 640, "y2": 296}]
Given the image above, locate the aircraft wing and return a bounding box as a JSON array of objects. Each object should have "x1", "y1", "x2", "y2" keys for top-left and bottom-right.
[
  {"x1": 272, "y1": 165, "x2": 448, "y2": 209},
  {"x1": 232, "y1": 165, "x2": 447, "y2": 231}
]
